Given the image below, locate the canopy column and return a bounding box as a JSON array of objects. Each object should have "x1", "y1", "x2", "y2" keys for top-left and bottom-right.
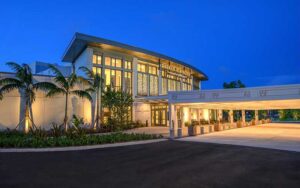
[
  {"x1": 169, "y1": 104, "x2": 178, "y2": 139},
  {"x1": 229, "y1": 110, "x2": 234, "y2": 124},
  {"x1": 242, "y1": 110, "x2": 246, "y2": 126},
  {"x1": 255, "y1": 110, "x2": 259, "y2": 124}
]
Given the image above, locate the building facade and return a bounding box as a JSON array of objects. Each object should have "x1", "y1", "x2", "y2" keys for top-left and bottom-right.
[{"x1": 62, "y1": 33, "x2": 208, "y2": 127}]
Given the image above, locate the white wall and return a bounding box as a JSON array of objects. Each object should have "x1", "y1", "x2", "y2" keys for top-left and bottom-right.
[
  {"x1": 133, "y1": 102, "x2": 151, "y2": 126},
  {"x1": 0, "y1": 73, "x2": 92, "y2": 130},
  {"x1": 75, "y1": 47, "x2": 93, "y2": 77}
]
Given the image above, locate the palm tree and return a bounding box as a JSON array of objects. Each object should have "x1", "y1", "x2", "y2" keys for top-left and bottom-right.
[
  {"x1": 47, "y1": 65, "x2": 92, "y2": 131},
  {"x1": 0, "y1": 62, "x2": 57, "y2": 132},
  {"x1": 78, "y1": 66, "x2": 104, "y2": 129}
]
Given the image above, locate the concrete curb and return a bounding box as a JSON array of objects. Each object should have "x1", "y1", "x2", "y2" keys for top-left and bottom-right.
[{"x1": 0, "y1": 138, "x2": 167, "y2": 153}]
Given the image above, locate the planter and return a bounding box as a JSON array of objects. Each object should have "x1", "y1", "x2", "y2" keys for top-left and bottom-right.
[
  {"x1": 188, "y1": 126, "x2": 197, "y2": 136},
  {"x1": 237, "y1": 121, "x2": 243, "y2": 128}
]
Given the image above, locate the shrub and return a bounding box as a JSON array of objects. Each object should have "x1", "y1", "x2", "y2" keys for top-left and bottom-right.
[{"x1": 0, "y1": 132, "x2": 163, "y2": 148}]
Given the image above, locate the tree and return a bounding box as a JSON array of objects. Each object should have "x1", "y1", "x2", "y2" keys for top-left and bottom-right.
[
  {"x1": 78, "y1": 66, "x2": 104, "y2": 129},
  {"x1": 46, "y1": 65, "x2": 92, "y2": 131},
  {"x1": 0, "y1": 62, "x2": 57, "y2": 132},
  {"x1": 102, "y1": 87, "x2": 133, "y2": 129},
  {"x1": 223, "y1": 80, "x2": 246, "y2": 89}
]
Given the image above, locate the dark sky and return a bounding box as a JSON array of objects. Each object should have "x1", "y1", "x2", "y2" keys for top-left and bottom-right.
[{"x1": 0, "y1": 0, "x2": 299, "y2": 89}]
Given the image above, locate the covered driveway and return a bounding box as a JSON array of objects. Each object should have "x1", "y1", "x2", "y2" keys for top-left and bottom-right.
[{"x1": 179, "y1": 123, "x2": 300, "y2": 152}]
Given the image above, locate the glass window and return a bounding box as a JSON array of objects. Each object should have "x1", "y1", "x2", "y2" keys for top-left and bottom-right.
[
  {"x1": 149, "y1": 75, "x2": 158, "y2": 96},
  {"x1": 93, "y1": 55, "x2": 102, "y2": 64},
  {"x1": 93, "y1": 67, "x2": 101, "y2": 75},
  {"x1": 116, "y1": 59, "x2": 122, "y2": 68},
  {"x1": 115, "y1": 70, "x2": 122, "y2": 90},
  {"x1": 149, "y1": 66, "x2": 157, "y2": 75},
  {"x1": 162, "y1": 78, "x2": 167, "y2": 95},
  {"x1": 138, "y1": 73, "x2": 148, "y2": 96},
  {"x1": 124, "y1": 72, "x2": 132, "y2": 93},
  {"x1": 105, "y1": 57, "x2": 111, "y2": 66},
  {"x1": 124, "y1": 60, "x2": 132, "y2": 70},
  {"x1": 93, "y1": 55, "x2": 97, "y2": 64},
  {"x1": 105, "y1": 69, "x2": 111, "y2": 87},
  {"x1": 111, "y1": 58, "x2": 116, "y2": 67},
  {"x1": 138, "y1": 64, "x2": 146, "y2": 72}
]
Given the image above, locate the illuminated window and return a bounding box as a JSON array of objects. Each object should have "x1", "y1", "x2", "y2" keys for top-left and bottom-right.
[
  {"x1": 93, "y1": 67, "x2": 101, "y2": 75},
  {"x1": 105, "y1": 57, "x2": 111, "y2": 66},
  {"x1": 149, "y1": 66, "x2": 157, "y2": 75},
  {"x1": 105, "y1": 69, "x2": 111, "y2": 87},
  {"x1": 124, "y1": 72, "x2": 132, "y2": 93},
  {"x1": 137, "y1": 64, "x2": 146, "y2": 72},
  {"x1": 93, "y1": 55, "x2": 102, "y2": 64},
  {"x1": 138, "y1": 73, "x2": 148, "y2": 96},
  {"x1": 149, "y1": 75, "x2": 158, "y2": 96},
  {"x1": 124, "y1": 60, "x2": 132, "y2": 70},
  {"x1": 162, "y1": 78, "x2": 167, "y2": 95},
  {"x1": 116, "y1": 59, "x2": 122, "y2": 68}
]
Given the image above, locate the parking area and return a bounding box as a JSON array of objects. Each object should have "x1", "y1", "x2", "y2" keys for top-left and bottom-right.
[{"x1": 179, "y1": 123, "x2": 300, "y2": 152}]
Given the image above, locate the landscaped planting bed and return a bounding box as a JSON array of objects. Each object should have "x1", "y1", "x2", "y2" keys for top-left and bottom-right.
[{"x1": 0, "y1": 132, "x2": 163, "y2": 148}]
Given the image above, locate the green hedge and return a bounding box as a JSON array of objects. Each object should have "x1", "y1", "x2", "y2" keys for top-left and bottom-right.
[{"x1": 0, "y1": 132, "x2": 163, "y2": 148}]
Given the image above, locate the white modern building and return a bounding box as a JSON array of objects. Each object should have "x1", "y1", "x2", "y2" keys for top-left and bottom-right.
[{"x1": 0, "y1": 33, "x2": 299, "y2": 135}]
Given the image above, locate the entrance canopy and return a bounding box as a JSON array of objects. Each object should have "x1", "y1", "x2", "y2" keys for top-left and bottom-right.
[{"x1": 168, "y1": 84, "x2": 300, "y2": 110}]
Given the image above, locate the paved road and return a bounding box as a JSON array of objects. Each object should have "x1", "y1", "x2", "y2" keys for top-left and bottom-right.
[
  {"x1": 179, "y1": 123, "x2": 300, "y2": 152},
  {"x1": 1, "y1": 141, "x2": 300, "y2": 188}
]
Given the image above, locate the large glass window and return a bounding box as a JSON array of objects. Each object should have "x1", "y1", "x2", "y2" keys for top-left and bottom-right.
[
  {"x1": 124, "y1": 72, "x2": 132, "y2": 93},
  {"x1": 105, "y1": 69, "x2": 122, "y2": 91},
  {"x1": 92, "y1": 67, "x2": 102, "y2": 75},
  {"x1": 105, "y1": 57, "x2": 122, "y2": 68},
  {"x1": 124, "y1": 60, "x2": 132, "y2": 70},
  {"x1": 137, "y1": 64, "x2": 146, "y2": 72},
  {"x1": 149, "y1": 75, "x2": 158, "y2": 96},
  {"x1": 93, "y1": 54, "x2": 102, "y2": 65},
  {"x1": 137, "y1": 73, "x2": 148, "y2": 96}
]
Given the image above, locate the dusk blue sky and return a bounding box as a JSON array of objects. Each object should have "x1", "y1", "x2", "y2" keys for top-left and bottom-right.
[{"x1": 0, "y1": 0, "x2": 299, "y2": 89}]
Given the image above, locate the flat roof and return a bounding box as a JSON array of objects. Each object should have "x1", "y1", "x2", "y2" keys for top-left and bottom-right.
[
  {"x1": 62, "y1": 32, "x2": 208, "y2": 80},
  {"x1": 168, "y1": 84, "x2": 300, "y2": 110}
]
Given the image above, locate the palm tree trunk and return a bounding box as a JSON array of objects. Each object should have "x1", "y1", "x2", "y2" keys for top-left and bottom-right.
[
  {"x1": 24, "y1": 102, "x2": 30, "y2": 133},
  {"x1": 95, "y1": 89, "x2": 100, "y2": 129},
  {"x1": 64, "y1": 93, "x2": 69, "y2": 131},
  {"x1": 29, "y1": 101, "x2": 35, "y2": 128}
]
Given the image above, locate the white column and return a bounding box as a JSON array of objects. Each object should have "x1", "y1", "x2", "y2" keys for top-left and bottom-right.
[
  {"x1": 218, "y1": 109, "x2": 223, "y2": 122},
  {"x1": 242, "y1": 110, "x2": 246, "y2": 125},
  {"x1": 169, "y1": 104, "x2": 175, "y2": 138},
  {"x1": 229, "y1": 110, "x2": 234, "y2": 124},
  {"x1": 255, "y1": 110, "x2": 259, "y2": 124}
]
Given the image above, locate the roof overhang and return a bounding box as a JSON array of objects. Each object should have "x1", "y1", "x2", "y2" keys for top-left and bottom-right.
[
  {"x1": 168, "y1": 84, "x2": 300, "y2": 110},
  {"x1": 62, "y1": 33, "x2": 208, "y2": 80}
]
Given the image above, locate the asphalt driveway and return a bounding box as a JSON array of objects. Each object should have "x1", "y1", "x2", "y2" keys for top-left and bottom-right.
[{"x1": 1, "y1": 141, "x2": 300, "y2": 188}]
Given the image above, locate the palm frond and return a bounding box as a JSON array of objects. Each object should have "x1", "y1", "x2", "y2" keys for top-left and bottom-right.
[
  {"x1": 79, "y1": 66, "x2": 94, "y2": 78},
  {"x1": 33, "y1": 82, "x2": 58, "y2": 91},
  {"x1": 0, "y1": 84, "x2": 23, "y2": 95},
  {"x1": 48, "y1": 65, "x2": 65, "y2": 78},
  {"x1": 77, "y1": 76, "x2": 92, "y2": 86},
  {"x1": 53, "y1": 75, "x2": 68, "y2": 88},
  {"x1": 0, "y1": 78, "x2": 22, "y2": 86},
  {"x1": 6, "y1": 62, "x2": 23, "y2": 73},
  {"x1": 46, "y1": 87, "x2": 66, "y2": 98},
  {"x1": 68, "y1": 73, "x2": 78, "y2": 88},
  {"x1": 71, "y1": 90, "x2": 93, "y2": 102}
]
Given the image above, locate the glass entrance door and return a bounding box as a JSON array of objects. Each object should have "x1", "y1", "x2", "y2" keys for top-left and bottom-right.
[{"x1": 151, "y1": 104, "x2": 168, "y2": 126}]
